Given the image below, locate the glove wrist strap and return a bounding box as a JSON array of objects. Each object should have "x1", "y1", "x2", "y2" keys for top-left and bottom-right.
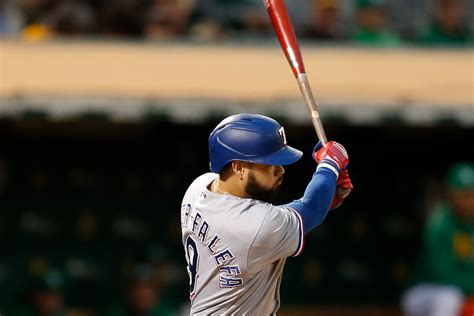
[{"x1": 317, "y1": 157, "x2": 340, "y2": 177}]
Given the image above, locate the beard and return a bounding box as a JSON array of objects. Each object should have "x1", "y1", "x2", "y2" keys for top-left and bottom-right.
[{"x1": 244, "y1": 172, "x2": 282, "y2": 204}]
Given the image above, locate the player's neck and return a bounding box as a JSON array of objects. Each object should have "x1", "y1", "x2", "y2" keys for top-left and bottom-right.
[{"x1": 213, "y1": 178, "x2": 249, "y2": 199}]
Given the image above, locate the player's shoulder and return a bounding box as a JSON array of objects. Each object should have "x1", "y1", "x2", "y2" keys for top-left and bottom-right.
[
  {"x1": 252, "y1": 203, "x2": 301, "y2": 237},
  {"x1": 264, "y1": 203, "x2": 297, "y2": 224},
  {"x1": 184, "y1": 173, "x2": 218, "y2": 197},
  {"x1": 190, "y1": 172, "x2": 218, "y2": 188},
  {"x1": 245, "y1": 200, "x2": 280, "y2": 213},
  {"x1": 208, "y1": 200, "x2": 284, "y2": 238},
  {"x1": 249, "y1": 200, "x2": 293, "y2": 216},
  {"x1": 247, "y1": 202, "x2": 304, "y2": 259},
  {"x1": 242, "y1": 201, "x2": 295, "y2": 230}
]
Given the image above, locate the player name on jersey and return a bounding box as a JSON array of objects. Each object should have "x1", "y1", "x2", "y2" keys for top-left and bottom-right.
[{"x1": 182, "y1": 203, "x2": 244, "y2": 290}]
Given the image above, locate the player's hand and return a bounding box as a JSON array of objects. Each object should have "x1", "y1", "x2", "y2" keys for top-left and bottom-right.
[
  {"x1": 313, "y1": 141, "x2": 349, "y2": 171},
  {"x1": 330, "y1": 169, "x2": 353, "y2": 210}
]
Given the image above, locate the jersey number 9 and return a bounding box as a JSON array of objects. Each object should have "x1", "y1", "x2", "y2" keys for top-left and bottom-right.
[{"x1": 185, "y1": 236, "x2": 199, "y2": 296}]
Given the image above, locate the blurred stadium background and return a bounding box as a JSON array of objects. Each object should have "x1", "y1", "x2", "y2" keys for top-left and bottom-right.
[{"x1": 0, "y1": 0, "x2": 473, "y2": 315}]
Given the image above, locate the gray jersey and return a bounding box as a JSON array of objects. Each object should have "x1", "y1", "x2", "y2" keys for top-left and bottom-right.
[{"x1": 181, "y1": 173, "x2": 304, "y2": 315}]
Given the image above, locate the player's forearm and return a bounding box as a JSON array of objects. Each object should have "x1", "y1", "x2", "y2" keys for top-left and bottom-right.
[{"x1": 282, "y1": 167, "x2": 337, "y2": 234}]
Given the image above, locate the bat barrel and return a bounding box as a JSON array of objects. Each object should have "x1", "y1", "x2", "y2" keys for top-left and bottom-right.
[
  {"x1": 265, "y1": 0, "x2": 327, "y2": 143},
  {"x1": 265, "y1": 0, "x2": 306, "y2": 77}
]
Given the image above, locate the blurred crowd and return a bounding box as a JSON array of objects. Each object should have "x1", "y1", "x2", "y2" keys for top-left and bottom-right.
[
  {"x1": 12, "y1": 249, "x2": 184, "y2": 316},
  {"x1": 0, "y1": 0, "x2": 472, "y2": 46}
]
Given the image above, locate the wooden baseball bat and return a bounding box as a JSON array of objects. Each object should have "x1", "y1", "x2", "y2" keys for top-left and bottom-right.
[{"x1": 264, "y1": 0, "x2": 327, "y2": 144}]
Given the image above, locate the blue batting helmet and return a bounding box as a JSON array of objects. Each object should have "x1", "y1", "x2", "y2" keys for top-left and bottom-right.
[{"x1": 209, "y1": 114, "x2": 303, "y2": 173}]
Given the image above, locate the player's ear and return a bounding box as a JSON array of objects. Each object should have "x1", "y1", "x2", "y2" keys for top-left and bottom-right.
[{"x1": 232, "y1": 161, "x2": 245, "y2": 180}]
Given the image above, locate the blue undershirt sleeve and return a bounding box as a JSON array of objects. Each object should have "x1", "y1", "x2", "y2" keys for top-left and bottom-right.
[{"x1": 280, "y1": 167, "x2": 337, "y2": 234}]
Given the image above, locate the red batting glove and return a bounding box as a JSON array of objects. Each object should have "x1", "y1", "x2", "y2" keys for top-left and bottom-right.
[
  {"x1": 330, "y1": 169, "x2": 353, "y2": 210},
  {"x1": 313, "y1": 141, "x2": 349, "y2": 171},
  {"x1": 313, "y1": 141, "x2": 352, "y2": 210}
]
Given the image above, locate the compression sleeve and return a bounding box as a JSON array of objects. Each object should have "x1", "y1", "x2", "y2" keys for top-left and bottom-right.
[{"x1": 280, "y1": 166, "x2": 337, "y2": 234}]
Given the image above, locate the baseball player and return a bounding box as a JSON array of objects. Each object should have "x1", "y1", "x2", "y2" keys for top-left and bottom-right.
[{"x1": 180, "y1": 113, "x2": 353, "y2": 315}]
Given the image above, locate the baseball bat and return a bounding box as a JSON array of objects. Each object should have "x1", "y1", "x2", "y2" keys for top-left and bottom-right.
[{"x1": 264, "y1": 0, "x2": 327, "y2": 144}]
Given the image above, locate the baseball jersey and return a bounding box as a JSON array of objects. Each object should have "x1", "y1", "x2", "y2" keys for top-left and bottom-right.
[{"x1": 181, "y1": 173, "x2": 304, "y2": 315}]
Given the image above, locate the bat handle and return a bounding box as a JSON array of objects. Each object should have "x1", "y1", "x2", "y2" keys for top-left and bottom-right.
[{"x1": 296, "y1": 74, "x2": 328, "y2": 145}]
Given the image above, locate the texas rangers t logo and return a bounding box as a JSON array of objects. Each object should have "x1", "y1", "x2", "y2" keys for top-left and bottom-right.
[{"x1": 278, "y1": 127, "x2": 287, "y2": 145}]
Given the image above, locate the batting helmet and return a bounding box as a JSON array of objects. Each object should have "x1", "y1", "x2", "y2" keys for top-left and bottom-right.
[{"x1": 209, "y1": 114, "x2": 303, "y2": 173}]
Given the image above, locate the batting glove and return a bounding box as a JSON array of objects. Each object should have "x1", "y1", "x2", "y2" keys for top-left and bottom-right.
[
  {"x1": 313, "y1": 141, "x2": 349, "y2": 176},
  {"x1": 330, "y1": 169, "x2": 353, "y2": 210}
]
